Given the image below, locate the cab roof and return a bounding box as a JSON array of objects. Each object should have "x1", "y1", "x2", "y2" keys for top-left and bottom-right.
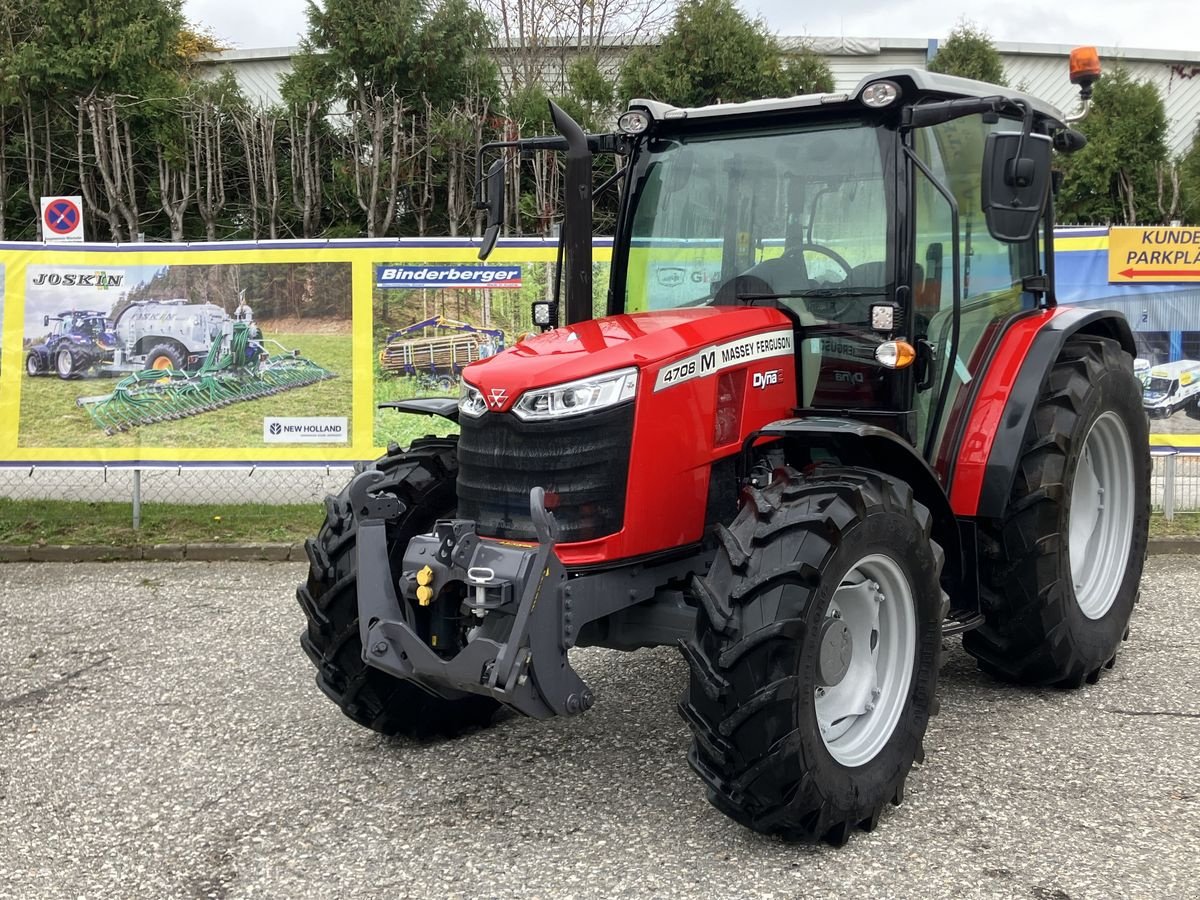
[{"x1": 630, "y1": 68, "x2": 1066, "y2": 129}]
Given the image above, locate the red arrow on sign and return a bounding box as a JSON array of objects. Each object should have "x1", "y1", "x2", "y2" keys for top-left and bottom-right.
[{"x1": 1118, "y1": 268, "x2": 1200, "y2": 278}]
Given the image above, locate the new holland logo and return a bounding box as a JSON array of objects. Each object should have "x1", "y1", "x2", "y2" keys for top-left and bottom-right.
[
  {"x1": 487, "y1": 388, "x2": 508, "y2": 409},
  {"x1": 263, "y1": 416, "x2": 348, "y2": 443}
]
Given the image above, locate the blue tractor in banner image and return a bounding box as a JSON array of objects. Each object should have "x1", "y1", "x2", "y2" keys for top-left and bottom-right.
[
  {"x1": 379, "y1": 315, "x2": 505, "y2": 391},
  {"x1": 25, "y1": 310, "x2": 113, "y2": 377}
]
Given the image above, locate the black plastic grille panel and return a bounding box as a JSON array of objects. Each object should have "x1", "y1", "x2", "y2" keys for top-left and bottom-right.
[{"x1": 456, "y1": 403, "x2": 634, "y2": 542}]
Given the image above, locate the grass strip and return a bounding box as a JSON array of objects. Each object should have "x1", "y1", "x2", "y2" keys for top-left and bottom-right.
[
  {"x1": 0, "y1": 499, "x2": 1196, "y2": 548},
  {"x1": 0, "y1": 498, "x2": 324, "y2": 546}
]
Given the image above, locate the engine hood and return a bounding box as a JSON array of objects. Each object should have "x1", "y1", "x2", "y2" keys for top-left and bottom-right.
[{"x1": 462, "y1": 306, "x2": 792, "y2": 413}]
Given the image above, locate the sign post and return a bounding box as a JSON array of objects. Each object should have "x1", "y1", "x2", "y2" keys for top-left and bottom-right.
[
  {"x1": 39, "y1": 195, "x2": 85, "y2": 243},
  {"x1": 1108, "y1": 226, "x2": 1200, "y2": 282}
]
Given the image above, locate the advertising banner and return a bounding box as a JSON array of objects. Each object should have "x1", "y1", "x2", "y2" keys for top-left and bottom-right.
[
  {"x1": 0, "y1": 230, "x2": 1196, "y2": 465},
  {"x1": 0, "y1": 240, "x2": 610, "y2": 465}
]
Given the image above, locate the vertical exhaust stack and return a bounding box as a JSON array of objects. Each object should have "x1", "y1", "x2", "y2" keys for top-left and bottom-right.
[{"x1": 548, "y1": 101, "x2": 593, "y2": 325}]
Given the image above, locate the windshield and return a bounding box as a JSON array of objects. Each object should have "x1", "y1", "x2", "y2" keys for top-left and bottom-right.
[
  {"x1": 623, "y1": 122, "x2": 891, "y2": 314},
  {"x1": 1146, "y1": 377, "x2": 1175, "y2": 395}
]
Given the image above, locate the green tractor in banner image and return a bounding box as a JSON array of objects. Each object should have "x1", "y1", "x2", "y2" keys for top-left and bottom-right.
[{"x1": 72, "y1": 299, "x2": 334, "y2": 435}]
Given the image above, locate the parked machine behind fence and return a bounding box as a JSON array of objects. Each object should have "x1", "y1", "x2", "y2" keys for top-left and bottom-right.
[{"x1": 297, "y1": 48, "x2": 1150, "y2": 845}]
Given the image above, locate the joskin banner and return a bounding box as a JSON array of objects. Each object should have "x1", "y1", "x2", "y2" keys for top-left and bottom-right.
[
  {"x1": 0, "y1": 239, "x2": 610, "y2": 465},
  {"x1": 0, "y1": 231, "x2": 1195, "y2": 466}
]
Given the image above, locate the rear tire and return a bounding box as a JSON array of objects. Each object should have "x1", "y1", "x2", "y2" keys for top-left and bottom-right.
[
  {"x1": 679, "y1": 467, "x2": 945, "y2": 844},
  {"x1": 56, "y1": 347, "x2": 82, "y2": 378},
  {"x1": 297, "y1": 438, "x2": 502, "y2": 738},
  {"x1": 964, "y1": 336, "x2": 1150, "y2": 686},
  {"x1": 145, "y1": 342, "x2": 186, "y2": 371}
]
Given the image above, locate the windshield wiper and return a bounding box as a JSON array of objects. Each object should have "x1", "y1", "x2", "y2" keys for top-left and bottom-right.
[{"x1": 737, "y1": 288, "x2": 887, "y2": 301}]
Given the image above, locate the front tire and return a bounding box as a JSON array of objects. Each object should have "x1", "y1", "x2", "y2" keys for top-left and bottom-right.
[
  {"x1": 679, "y1": 467, "x2": 945, "y2": 844},
  {"x1": 964, "y1": 336, "x2": 1150, "y2": 686},
  {"x1": 26, "y1": 352, "x2": 44, "y2": 376},
  {"x1": 297, "y1": 438, "x2": 502, "y2": 738}
]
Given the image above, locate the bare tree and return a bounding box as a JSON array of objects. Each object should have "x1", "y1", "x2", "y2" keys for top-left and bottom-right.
[
  {"x1": 83, "y1": 95, "x2": 141, "y2": 240},
  {"x1": 347, "y1": 88, "x2": 404, "y2": 237},
  {"x1": 289, "y1": 99, "x2": 323, "y2": 238},
  {"x1": 191, "y1": 97, "x2": 228, "y2": 241},
  {"x1": 235, "y1": 107, "x2": 283, "y2": 239},
  {"x1": 156, "y1": 134, "x2": 192, "y2": 242},
  {"x1": 1156, "y1": 161, "x2": 1181, "y2": 223},
  {"x1": 1117, "y1": 170, "x2": 1138, "y2": 225},
  {"x1": 75, "y1": 100, "x2": 122, "y2": 239}
]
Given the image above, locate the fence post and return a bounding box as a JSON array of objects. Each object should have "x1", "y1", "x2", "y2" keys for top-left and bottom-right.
[
  {"x1": 132, "y1": 467, "x2": 142, "y2": 531},
  {"x1": 1164, "y1": 452, "x2": 1176, "y2": 522}
]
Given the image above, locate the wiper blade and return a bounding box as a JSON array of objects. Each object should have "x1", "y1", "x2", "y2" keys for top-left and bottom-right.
[{"x1": 737, "y1": 288, "x2": 887, "y2": 300}]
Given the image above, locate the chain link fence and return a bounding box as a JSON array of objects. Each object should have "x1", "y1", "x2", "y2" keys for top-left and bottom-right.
[{"x1": 1, "y1": 452, "x2": 1198, "y2": 526}]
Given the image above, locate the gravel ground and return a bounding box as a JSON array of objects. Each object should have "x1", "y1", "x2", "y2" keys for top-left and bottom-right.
[{"x1": 1, "y1": 558, "x2": 1198, "y2": 899}]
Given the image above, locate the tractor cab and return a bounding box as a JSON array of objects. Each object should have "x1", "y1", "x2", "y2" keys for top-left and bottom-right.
[{"x1": 478, "y1": 68, "x2": 1074, "y2": 467}]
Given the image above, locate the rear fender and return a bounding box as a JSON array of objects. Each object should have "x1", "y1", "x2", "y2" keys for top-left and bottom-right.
[
  {"x1": 971, "y1": 308, "x2": 1134, "y2": 520},
  {"x1": 747, "y1": 417, "x2": 972, "y2": 612}
]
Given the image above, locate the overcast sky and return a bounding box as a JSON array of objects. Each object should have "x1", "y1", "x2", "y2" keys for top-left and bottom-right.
[{"x1": 183, "y1": 0, "x2": 1200, "y2": 55}]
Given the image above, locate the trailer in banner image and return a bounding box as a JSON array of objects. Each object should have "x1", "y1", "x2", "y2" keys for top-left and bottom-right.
[{"x1": 378, "y1": 316, "x2": 505, "y2": 390}]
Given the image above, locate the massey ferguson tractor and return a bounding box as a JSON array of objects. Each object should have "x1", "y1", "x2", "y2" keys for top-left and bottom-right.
[{"x1": 298, "y1": 48, "x2": 1149, "y2": 844}]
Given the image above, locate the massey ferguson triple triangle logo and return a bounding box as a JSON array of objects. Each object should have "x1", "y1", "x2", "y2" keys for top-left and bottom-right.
[{"x1": 488, "y1": 388, "x2": 508, "y2": 409}]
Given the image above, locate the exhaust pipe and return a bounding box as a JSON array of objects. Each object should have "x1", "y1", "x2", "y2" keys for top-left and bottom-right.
[{"x1": 548, "y1": 101, "x2": 593, "y2": 326}]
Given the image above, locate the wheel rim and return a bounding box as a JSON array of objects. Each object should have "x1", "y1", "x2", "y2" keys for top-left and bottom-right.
[
  {"x1": 815, "y1": 553, "x2": 916, "y2": 768},
  {"x1": 57, "y1": 351, "x2": 72, "y2": 376},
  {"x1": 1069, "y1": 411, "x2": 1135, "y2": 619},
  {"x1": 151, "y1": 356, "x2": 172, "y2": 371},
  {"x1": 27, "y1": 355, "x2": 38, "y2": 375}
]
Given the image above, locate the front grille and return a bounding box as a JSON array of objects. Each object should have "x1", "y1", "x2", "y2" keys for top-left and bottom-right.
[{"x1": 456, "y1": 402, "x2": 635, "y2": 542}]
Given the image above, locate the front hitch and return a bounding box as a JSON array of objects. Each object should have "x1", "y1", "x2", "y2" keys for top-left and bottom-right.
[{"x1": 349, "y1": 471, "x2": 592, "y2": 719}]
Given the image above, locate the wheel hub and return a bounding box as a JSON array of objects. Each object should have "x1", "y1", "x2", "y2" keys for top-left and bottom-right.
[
  {"x1": 817, "y1": 618, "x2": 853, "y2": 686},
  {"x1": 815, "y1": 555, "x2": 916, "y2": 768}
]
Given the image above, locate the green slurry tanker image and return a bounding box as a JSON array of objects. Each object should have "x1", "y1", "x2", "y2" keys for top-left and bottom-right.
[{"x1": 76, "y1": 318, "x2": 335, "y2": 435}]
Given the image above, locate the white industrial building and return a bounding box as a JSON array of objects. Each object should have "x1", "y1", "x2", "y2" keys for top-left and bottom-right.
[{"x1": 199, "y1": 36, "x2": 1200, "y2": 155}]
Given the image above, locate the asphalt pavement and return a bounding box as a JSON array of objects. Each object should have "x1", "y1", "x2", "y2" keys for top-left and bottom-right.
[{"x1": 1, "y1": 558, "x2": 1198, "y2": 899}]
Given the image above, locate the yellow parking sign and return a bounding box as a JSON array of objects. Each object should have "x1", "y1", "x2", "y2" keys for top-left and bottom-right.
[{"x1": 1108, "y1": 226, "x2": 1200, "y2": 282}]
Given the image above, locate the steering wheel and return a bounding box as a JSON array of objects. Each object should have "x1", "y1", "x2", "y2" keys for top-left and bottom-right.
[
  {"x1": 781, "y1": 243, "x2": 858, "y2": 320},
  {"x1": 782, "y1": 242, "x2": 855, "y2": 281}
]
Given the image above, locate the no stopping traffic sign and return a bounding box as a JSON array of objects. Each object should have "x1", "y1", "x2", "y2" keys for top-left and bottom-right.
[{"x1": 40, "y1": 195, "x2": 85, "y2": 242}]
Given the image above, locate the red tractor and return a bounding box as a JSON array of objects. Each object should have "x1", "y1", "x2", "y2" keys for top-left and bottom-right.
[{"x1": 299, "y1": 49, "x2": 1148, "y2": 844}]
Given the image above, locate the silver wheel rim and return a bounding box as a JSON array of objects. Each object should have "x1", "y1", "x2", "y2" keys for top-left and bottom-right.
[
  {"x1": 26, "y1": 355, "x2": 38, "y2": 375},
  {"x1": 1069, "y1": 411, "x2": 1135, "y2": 619},
  {"x1": 816, "y1": 553, "x2": 916, "y2": 768},
  {"x1": 56, "y1": 350, "x2": 72, "y2": 377}
]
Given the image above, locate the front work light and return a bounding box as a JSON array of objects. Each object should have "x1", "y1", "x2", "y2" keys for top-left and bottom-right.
[
  {"x1": 512, "y1": 368, "x2": 638, "y2": 421},
  {"x1": 861, "y1": 81, "x2": 901, "y2": 108},
  {"x1": 459, "y1": 381, "x2": 488, "y2": 418},
  {"x1": 618, "y1": 110, "x2": 652, "y2": 134}
]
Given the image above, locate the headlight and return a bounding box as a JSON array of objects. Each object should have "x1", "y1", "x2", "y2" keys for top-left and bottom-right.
[
  {"x1": 861, "y1": 80, "x2": 901, "y2": 108},
  {"x1": 459, "y1": 381, "x2": 488, "y2": 418},
  {"x1": 512, "y1": 368, "x2": 638, "y2": 421}
]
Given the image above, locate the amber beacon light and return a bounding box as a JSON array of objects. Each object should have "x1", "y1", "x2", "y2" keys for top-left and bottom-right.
[{"x1": 1069, "y1": 46, "x2": 1102, "y2": 98}]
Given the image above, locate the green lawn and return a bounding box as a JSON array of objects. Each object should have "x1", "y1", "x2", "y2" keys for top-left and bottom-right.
[
  {"x1": 0, "y1": 499, "x2": 1192, "y2": 549},
  {"x1": 0, "y1": 498, "x2": 325, "y2": 545},
  {"x1": 18, "y1": 333, "x2": 352, "y2": 449}
]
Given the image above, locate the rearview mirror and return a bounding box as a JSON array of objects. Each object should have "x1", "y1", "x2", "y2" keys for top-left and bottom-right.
[
  {"x1": 477, "y1": 158, "x2": 505, "y2": 260},
  {"x1": 981, "y1": 131, "x2": 1052, "y2": 242},
  {"x1": 43, "y1": 315, "x2": 50, "y2": 327}
]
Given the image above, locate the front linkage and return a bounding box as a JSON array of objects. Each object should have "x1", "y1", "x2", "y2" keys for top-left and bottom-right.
[{"x1": 352, "y1": 471, "x2": 590, "y2": 719}]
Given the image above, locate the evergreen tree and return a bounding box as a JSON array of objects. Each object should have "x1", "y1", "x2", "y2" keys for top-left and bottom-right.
[
  {"x1": 617, "y1": 0, "x2": 833, "y2": 108},
  {"x1": 1057, "y1": 66, "x2": 1170, "y2": 225},
  {"x1": 928, "y1": 21, "x2": 1006, "y2": 85}
]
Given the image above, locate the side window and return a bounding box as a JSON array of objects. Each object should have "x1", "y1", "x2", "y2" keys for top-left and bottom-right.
[{"x1": 911, "y1": 114, "x2": 1040, "y2": 459}]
